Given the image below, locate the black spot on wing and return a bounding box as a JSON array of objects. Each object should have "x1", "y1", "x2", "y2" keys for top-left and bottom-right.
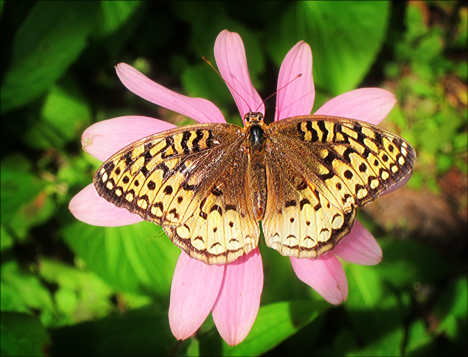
[
  {"x1": 143, "y1": 150, "x2": 153, "y2": 164},
  {"x1": 374, "y1": 131, "x2": 384, "y2": 147},
  {"x1": 322, "y1": 150, "x2": 339, "y2": 166},
  {"x1": 300, "y1": 198, "x2": 310, "y2": 210},
  {"x1": 140, "y1": 165, "x2": 149, "y2": 178},
  {"x1": 212, "y1": 187, "x2": 223, "y2": 196},
  {"x1": 210, "y1": 205, "x2": 223, "y2": 216},
  {"x1": 225, "y1": 204, "x2": 237, "y2": 212},
  {"x1": 123, "y1": 152, "x2": 132, "y2": 166}
]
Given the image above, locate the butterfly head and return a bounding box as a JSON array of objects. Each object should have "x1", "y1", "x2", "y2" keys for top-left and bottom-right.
[{"x1": 244, "y1": 112, "x2": 264, "y2": 125}]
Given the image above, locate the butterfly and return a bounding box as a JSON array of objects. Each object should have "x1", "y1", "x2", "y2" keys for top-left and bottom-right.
[{"x1": 93, "y1": 112, "x2": 415, "y2": 265}]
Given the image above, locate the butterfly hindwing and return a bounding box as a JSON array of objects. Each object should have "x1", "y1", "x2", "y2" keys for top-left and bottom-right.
[
  {"x1": 262, "y1": 151, "x2": 357, "y2": 258},
  {"x1": 164, "y1": 142, "x2": 260, "y2": 264}
]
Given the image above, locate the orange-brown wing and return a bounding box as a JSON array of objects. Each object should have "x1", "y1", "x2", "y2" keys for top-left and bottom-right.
[
  {"x1": 94, "y1": 123, "x2": 259, "y2": 265},
  {"x1": 163, "y1": 141, "x2": 260, "y2": 265},
  {"x1": 262, "y1": 116, "x2": 415, "y2": 258}
]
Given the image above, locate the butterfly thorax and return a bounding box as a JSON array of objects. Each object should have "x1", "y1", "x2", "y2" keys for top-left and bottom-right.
[{"x1": 244, "y1": 112, "x2": 268, "y2": 221}]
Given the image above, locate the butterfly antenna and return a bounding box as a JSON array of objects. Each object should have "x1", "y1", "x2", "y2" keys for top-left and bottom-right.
[
  {"x1": 202, "y1": 56, "x2": 253, "y2": 113},
  {"x1": 254, "y1": 73, "x2": 302, "y2": 112}
]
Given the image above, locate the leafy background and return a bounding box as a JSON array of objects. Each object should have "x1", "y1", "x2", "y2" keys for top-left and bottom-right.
[{"x1": 1, "y1": 1, "x2": 467, "y2": 356}]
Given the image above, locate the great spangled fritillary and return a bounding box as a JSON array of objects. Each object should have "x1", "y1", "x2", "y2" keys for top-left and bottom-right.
[{"x1": 94, "y1": 113, "x2": 415, "y2": 265}]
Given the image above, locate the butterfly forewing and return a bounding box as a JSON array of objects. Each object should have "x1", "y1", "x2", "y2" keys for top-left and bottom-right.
[
  {"x1": 262, "y1": 115, "x2": 415, "y2": 258},
  {"x1": 94, "y1": 123, "x2": 260, "y2": 264}
]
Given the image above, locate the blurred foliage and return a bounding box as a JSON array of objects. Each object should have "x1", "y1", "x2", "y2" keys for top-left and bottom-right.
[
  {"x1": 384, "y1": 0, "x2": 468, "y2": 193},
  {"x1": 1, "y1": 1, "x2": 466, "y2": 356}
]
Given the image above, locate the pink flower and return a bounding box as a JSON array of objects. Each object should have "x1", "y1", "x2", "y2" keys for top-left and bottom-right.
[{"x1": 69, "y1": 30, "x2": 408, "y2": 346}]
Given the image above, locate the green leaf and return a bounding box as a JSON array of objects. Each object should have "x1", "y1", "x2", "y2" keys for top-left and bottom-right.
[
  {"x1": 1, "y1": 261, "x2": 56, "y2": 326},
  {"x1": 22, "y1": 75, "x2": 92, "y2": 149},
  {"x1": 97, "y1": 1, "x2": 143, "y2": 37},
  {"x1": 199, "y1": 300, "x2": 328, "y2": 356},
  {"x1": 404, "y1": 2, "x2": 428, "y2": 42},
  {"x1": 268, "y1": 1, "x2": 390, "y2": 95},
  {"x1": 435, "y1": 277, "x2": 467, "y2": 340},
  {"x1": 94, "y1": 1, "x2": 145, "y2": 59},
  {"x1": 56, "y1": 152, "x2": 98, "y2": 192},
  {"x1": 0, "y1": 157, "x2": 46, "y2": 225},
  {"x1": 373, "y1": 239, "x2": 449, "y2": 288},
  {"x1": 186, "y1": 338, "x2": 201, "y2": 357},
  {"x1": 405, "y1": 319, "x2": 433, "y2": 355},
  {"x1": 39, "y1": 259, "x2": 116, "y2": 326},
  {"x1": 174, "y1": 1, "x2": 265, "y2": 82},
  {"x1": 181, "y1": 63, "x2": 234, "y2": 110},
  {"x1": 345, "y1": 264, "x2": 406, "y2": 356},
  {"x1": 1, "y1": 155, "x2": 57, "y2": 240},
  {"x1": 1, "y1": 1, "x2": 98, "y2": 113},
  {"x1": 1, "y1": 312, "x2": 50, "y2": 357},
  {"x1": 49, "y1": 304, "x2": 178, "y2": 357},
  {"x1": 8, "y1": 192, "x2": 55, "y2": 241},
  {"x1": 62, "y1": 221, "x2": 180, "y2": 299},
  {"x1": 0, "y1": 226, "x2": 14, "y2": 251},
  {"x1": 258, "y1": 239, "x2": 312, "y2": 305}
]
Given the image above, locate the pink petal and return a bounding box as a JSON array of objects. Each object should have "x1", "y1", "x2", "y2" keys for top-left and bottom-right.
[
  {"x1": 169, "y1": 252, "x2": 225, "y2": 341},
  {"x1": 214, "y1": 30, "x2": 264, "y2": 120},
  {"x1": 314, "y1": 88, "x2": 397, "y2": 125},
  {"x1": 69, "y1": 184, "x2": 143, "y2": 226},
  {"x1": 212, "y1": 248, "x2": 263, "y2": 346},
  {"x1": 332, "y1": 220, "x2": 382, "y2": 265},
  {"x1": 275, "y1": 41, "x2": 314, "y2": 121},
  {"x1": 116, "y1": 63, "x2": 225, "y2": 124},
  {"x1": 82, "y1": 116, "x2": 177, "y2": 162},
  {"x1": 291, "y1": 254, "x2": 348, "y2": 305}
]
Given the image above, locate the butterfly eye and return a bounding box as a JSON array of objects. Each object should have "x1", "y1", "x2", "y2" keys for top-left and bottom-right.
[{"x1": 244, "y1": 112, "x2": 252, "y2": 122}]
